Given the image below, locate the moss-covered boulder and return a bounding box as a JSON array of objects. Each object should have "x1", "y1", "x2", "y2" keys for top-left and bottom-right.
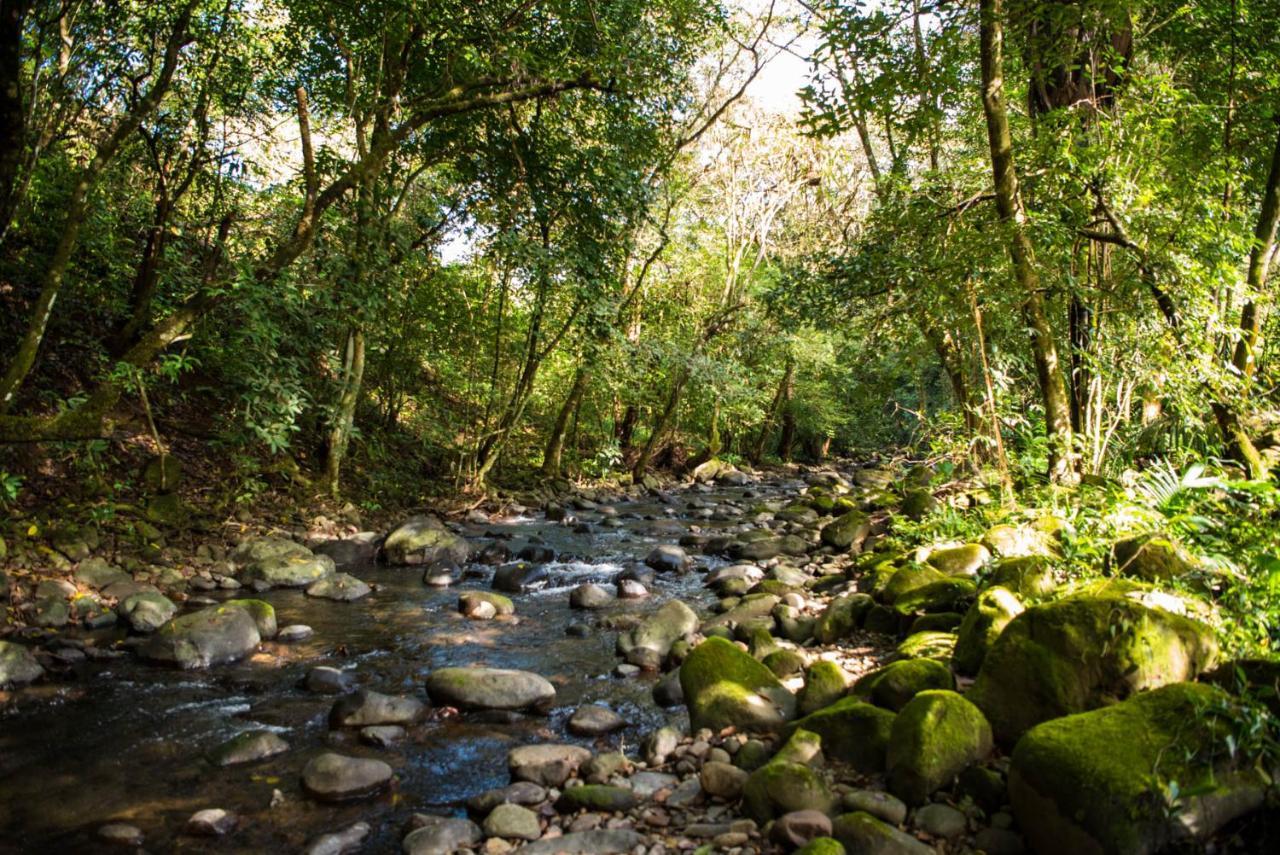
[
  {"x1": 799, "y1": 660, "x2": 850, "y2": 715},
  {"x1": 382, "y1": 515, "x2": 470, "y2": 565},
  {"x1": 743, "y1": 729, "x2": 835, "y2": 822},
  {"x1": 892, "y1": 577, "x2": 976, "y2": 615},
  {"x1": 886, "y1": 690, "x2": 992, "y2": 805},
  {"x1": 1107, "y1": 533, "x2": 1203, "y2": 583},
  {"x1": 555, "y1": 784, "x2": 639, "y2": 813},
  {"x1": 909, "y1": 612, "x2": 962, "y2": 633},
  {"x1": 925, "y1": 543, "x2": 990, "y2": 577},
  {"x1": 900, "y1": 489, "x2": 937, "y2": 520},
  {"x1": 952, "y1": 586, "x2": 1023, "y2": 676},
  {"x1": 989, "y1": 556, "x2": 1057, "y2": 598},
  {"x1": 1009, "y1": 683, "x2": 1267, "y2": 855},
  {"x1": 894, "y1": 631, "x2": 956, "y2": 662},
  {"x1": 680, "y1": 637, "x2": 796, "y2": 732},
  {"x1": 814, "y1": 593, "x2": 873, "y2": 644},
  {"x1": 617, "y1": 599, "x2": 698, "y2": 668},
  {"x1": 242, "y1": 552, "x2": 335, "y2": 589},
  {"x1": 764, "y1": 648, "x2": 806, "y2": 677},
  {"x1": 820, "y1": 511, "x2": 871, "y2": 551},
  {"x1": 458, "y1": 591, "x2": 515, "y2": 617},
  {"x1": 968, "y1": 594, "x2": 1220, "y2": 745},
  {"x1": 831, "y1": 812, "x2": 932, "y2": 855},
  {"x1": 882, "y1": 563, "x2": 946, "y2": 603},
  {"x1": 143, "y1": 605, "x2": 261, "y2": 668},
  {"x1": 785, "y1": 697, "x2": 896, "y2": 772},
  {"x1": 856, "y1": 559, "x2": 899, "y2": 597},
  {"x1": 852, "y1": 658, "x2": 954, "y2": 711}
]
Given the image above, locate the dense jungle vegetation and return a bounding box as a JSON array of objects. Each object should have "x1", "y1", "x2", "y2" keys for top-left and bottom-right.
[{"x1": 4, "y1": 2, "x2": 1280, "y2": 853}]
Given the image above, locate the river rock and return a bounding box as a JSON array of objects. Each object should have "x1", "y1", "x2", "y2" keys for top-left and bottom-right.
[
  {"x1": 1010, "y1": 682, "x2": 1266, "y2": 855},
  {"x1": 852, "y1": 658, "x2": 954, "y2": 711},
  {"x1": 616, "y1": 578, "x2": 648, "y2": 599},
  {"x1": 969, "y1": 593, "x2": 1219, "y2": 744},
  {"x1": 989, "y1": 556, "x2": 1057, "y2": 598},
  {"x1": 211, "y1": 730, "x2": 289, "y2": 766},
  {"x1": 643, "y1": 726, "x2": 680, "y2": 765},
  {"x1": 517, "y1": 829, "x2": 645, "y2": 854},
  {"x1": 278, "y1": 624, "x2": 313, "y2": 642},
  {"x1": 617, "y1": 599, "x2": 698, "y2": 668},
  {"x1": 307, "y1": 821, "x2": 370, "y2": 855},
  {"x1": 301, "y1": 752, "x2": 393, "y2": 802},
  {"x1": 306, "y1": 666, "x2": 355, "y2": 694},
  {"x1": 484, "y1": 802, "x2": 541, "y2": 840},
  {"x1": 555, "y1": 784, "x2": 639, "y2": 812},
  {"x1": 925, "y1": 543, "x2": 990, "y2": 577},
  {"x1": 843, "y1": 789, "x2": 907, "y2": 826},
  {"x1": 819, "y1": 511, "x2": 871, "y2": 551},
  {"x1": 508, "y1": 743, "x2": 592, "y2": 786},
  {"x1": 569, "y1": 583, "x2": 612, "y2": 609},
  {"x1": 232, "y1": 535, "x2": 311, "y2": 567},
  {"x1": 383, "y1": 515, "x2": 470, "y2": 565},
  {"x1": 305, "y1": 572, "x2": 371, "y2": 601},
  {"x1": 313, "y1": 532, "x2": 381, "y2": 568},
  {"x1": 0, "y1": 641, "x2": 43, "y2": 687},
  {"x1": 700, "y1": 761, "x2": 749, "y2": 800},
  {"x1": 912, "y1": 803, "x2": 966, "y2": 839},
  {"x1": 426, "y1": 667, "x2": 555, "y2": 711},
  {"x1": 330, "y1": 689, "x2": 425, "y2": 727},
  {"x1": 402, "y1": 816, "x2": 482, "y2": 854},
  {"x1": 119, "y1": 591, "x2": 177, "y2": 633},
  {"x1": 567, "y1": 704, "x2": 625, "y2": 735},
  {"x1": 646, "y1": 544, "x2": 692, "y2": 573},
  {"x1": 952, "y1": 586, "x2": 1023, "y2": 675},
  {"x1": 492, "y1": 562, "x2": 549, "y2": 593},
  {"x1": 459, "y1": 591, "x2": 514, "y2": 617},
  {"x1": 887, "y1": 690, "x2": 992, "y2": 805},
  {"x1": 97, "y1": 823, "x2": 144, "y2": 847},
  {"x1": 680, "y1": 636, "x2": 796, "y2": 732},
  {"x1": 773, "y1": 810, "x2": 834, "y2": 848},
  {"x1": 243, "y1": 552, "x2": 336, "y2": 589},
  {"x1": 982, "y1": 523, "x2": 1058, "y2": 558},
  {"x1": 422, "y1": 559, "x2": 459, "y2": 587},
  {"x1": 468, "y1": 781, "x2": 548, "y2": 814},
  {"x1": 143, "y1": 605, "x2": 260, "y2": 668},
  {"x1": 833, "y1": 812, "x2": 932, "y2": 854},
  {"x1": 186, "y1": 808, "x2": 237, "y2": 836},
  {"x1": 75, "y1": 557, "x2": 129, "y2": 590}
]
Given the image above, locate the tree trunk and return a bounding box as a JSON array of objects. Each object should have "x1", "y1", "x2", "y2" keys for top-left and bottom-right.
[
  {"x1": 751, "y1": 356, "x2": 793, "y2": 463},
  {"x1": 616, "y1": 403, "x2": 638, "y2": 450},
  {"x1": 978, "y1": 0, "x2": 1076, "y2": 483},
  {"x1": 542, "y1": 364, "x2": 589, "y2": 477},
  {"x1": 633, "y1": 373, "x2": 687, "y2": 480},
  {"x1": 0, "y1": 0, "x2": 27, "y2": 238},
  {"x1": 776, "y1": 366, "x2": 796, "y2": 462},
  {"x1": 324, "y1": 326, "x2": 365, "y2": 498}
]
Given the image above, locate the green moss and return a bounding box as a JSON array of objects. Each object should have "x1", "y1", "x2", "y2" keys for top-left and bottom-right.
[
  {"x1": 1010, "y1": 683, "x2": 1265, "y2": 855},
  {"x1": 900, "y1": 489, "x2": 937, "y2": 520},
  {"x1": 882, "y1": 563, "x2": 947, "y2": 602},
  {"x1": 952, "y1": 586, "x2": 1023, "y2": 676},
  {"x1": 852, "y1": 658, "x2": 954, "y2": 711},
  {"x1": 892, "y1": 578, "x2": 977, "y2": 615},
  {"x1": 743, "y1": 731, "x2": 835, "y2": 822},
  {"x1": 800, "y1": 660, "x2": 850, "y2": 715},
  {"x1": 856, "y1": 558, "x2": 899, "y2": 597},
  {"x1": 832, "y1": 812, "x2": 931, "y2": 854},
  {"x1": 894, "y1": 631, "x2": 956, "y2": 662},
  {"x1": 764, "y1": 648, "x2": 805, "y2": 677},
  {"x1": 910, "y1": 611, "x2": 963, "y2": 633},
  {"x1": 968, "y1": 594, "x2": 1220, "y2": 745},
  {"x1": 887, "y1": 689, "x2": 992, "y2": 805},
  {"x1": 926, "y1": 543, "x2": 990, "y2": 577},
  {"x1": 554, "y1": 784, "x2": 638, "y2": 812},
  {"x1": 459, "y1": 591, "x2": 515, "y2": 615},
  {"x1": 679, "y1": 637, "x2": 796, "y2": 732},
  {"x1": 795, "y1": 838, "x2": 846, "y2": 855},
  {"x1": 989, "y1": 556, "x2": 1057, "y2": 599},
  {"x1": 223, "y1": 598, "x2": 277, "y2": 638},
  {"x1": 786, "y1": 697, "x2": 896, "y2": 772}
]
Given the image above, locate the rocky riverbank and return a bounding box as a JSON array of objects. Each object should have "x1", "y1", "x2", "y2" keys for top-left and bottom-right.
[{"x1": 0, "y1": 461, "x2": 1274, "y2": 853}]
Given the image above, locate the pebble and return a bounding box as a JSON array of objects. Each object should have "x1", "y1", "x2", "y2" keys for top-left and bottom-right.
[
  {"x1": 306, "y1": 821, "x2": 370, "y2": 855},
  {"x1": 360, "y1": 725, "x2": 406, "y2": 747},
  {"x1": 277, "y1": 624, "x2": 314, "y2": 642},
  {"x1": 844, "y1": 788, "x2": 907, "y2": 825},
  {"x1": 568, "y1": 704, "x2": 626, "y2": 735},
  {"x1": 912, "y1": 803, "x2": 967, "y2": 839},
  {"x1": 97, "y1": 823, "x2": 144, "y2": 846},
  {"x1": 186, "y1": 808, "x2": 237, "y2": 836}
]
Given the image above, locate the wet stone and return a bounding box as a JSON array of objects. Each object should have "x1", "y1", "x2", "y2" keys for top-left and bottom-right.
[
  {"x1": 97, "y1": 823, "x2": 144, "y2": 846},
  {"x1": 360, "y1": 725, "x2": 406, "y2": 747},
  {"x1": 329, "y1": 689, "x2": 425, "y2": 727},
  {"x1": 306, "y1": 666, "x2": 355, "y2": 694},
  {"x1": 212, "y1": 731, "x2": 290, "y2": 766},
  {"x1": 186, "y1": 808, "x2": 237, "y2": 836},
  {"x1": 277, "y1": 624, "x2": 313, "y2": 642},
  {"x1": 403, "y1": 815, "x2": 483, "y2": 854},
  {"x1": 567, "y1": 704, "x2": 626, "y2": 735},
  {"x1": 307, "y1": 821, "x2": 371, "y2": 855},
  {"x1": 300, "y1": 752, "x2": 393, "y2": 802}
]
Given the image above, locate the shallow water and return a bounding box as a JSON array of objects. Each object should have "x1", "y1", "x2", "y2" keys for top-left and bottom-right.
[{"x1": 0, "y1": 481, "x2": 792, "y2": 853}]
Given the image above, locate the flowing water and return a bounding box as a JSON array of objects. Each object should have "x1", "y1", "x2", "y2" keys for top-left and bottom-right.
[{"x1": 0, "y1": 478, "x2": 801, "y2": 853}]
